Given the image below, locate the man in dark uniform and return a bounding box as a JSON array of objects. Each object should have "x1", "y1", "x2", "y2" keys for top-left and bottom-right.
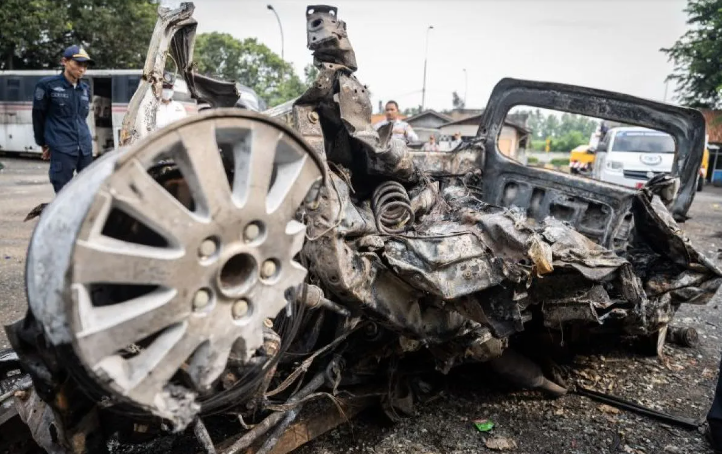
[{"x1": 32, "y1": 45, "x2": 94, "y2": 193}]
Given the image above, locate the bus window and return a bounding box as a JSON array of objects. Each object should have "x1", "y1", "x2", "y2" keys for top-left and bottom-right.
[
  {"x1": 6, "y1": 78, "x2": 21, "y2": 102},
  {"x1": 111, "y1": 75, "x2": 141, "y2": 104},
  {"x1": 112, "y1": 75, "x2": 126, "y2": 103},
  {"x1": 22, "y1": 76, "x2": 41, "y2": 101},
  {"x1": 127, "y1": 76, "x2": 140, "y2": 103},
  {"x1": 81, "y1": 77, "x2": 92, "y2": 96}
]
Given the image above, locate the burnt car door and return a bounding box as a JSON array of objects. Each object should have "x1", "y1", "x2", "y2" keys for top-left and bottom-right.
[{"x1": 476, "y1": 78, "x2": 706, "y2": 248}]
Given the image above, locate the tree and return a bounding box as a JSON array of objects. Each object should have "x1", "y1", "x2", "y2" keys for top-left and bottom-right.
[
  {"x1": 0, "y1": 0, "x2": 158, "y2": 70},
  {"x1": 662, "y1": 0, "x2": 722, "y2": 108},
  {"x1": 193, "y1": 32, "x2": 306, "y2": 106},
  {"x1": 304, "y1": 64, "x2": 319, "y2": 86},
  {"x1": 525, "y1": 109, "x2": 546, "y2": 139},
  {"x1": 519, "y1": 109, "x2": 598, "y2": 151},
  {"x1": 65, "y1": 0, "x2": 159, "y2": 69},
  {"x1": 549, "y1": 130, "x2": 587, "y2": 152},
  {"x1": 402, "y1": 106, "x2": 421, "y2": 117},
  {"x1": 0, "y1": 0, "x2": 69, "y2": 69},
  {"x1": 452, "y1": 91, "x2": 465, "y2": 110},
  {"x1": 541, "y1": 114, "x2": 560, "y2": 139}
]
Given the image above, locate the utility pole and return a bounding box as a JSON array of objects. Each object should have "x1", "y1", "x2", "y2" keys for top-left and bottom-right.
[
  {"x1": 421, "y1": 25, "x2": 433, "y2": 111},
  {"x1": 663, "y1": 80, "x2": 669, "y2": 103},
  {"x1": 267, "y1": 4, "x2": 285, "y2": 60},
  {"x1": 463, "y1": 68, "x2": 468, "y2": 107}
]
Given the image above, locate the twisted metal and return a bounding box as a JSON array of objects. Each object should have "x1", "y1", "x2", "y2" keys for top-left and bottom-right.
[{"x1": 372, "y1": 181, "x2": 414, "y2": 234}]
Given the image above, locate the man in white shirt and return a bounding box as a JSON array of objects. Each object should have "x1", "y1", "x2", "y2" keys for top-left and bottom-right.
[
  {"x1": 373, "y1": 100, "x2": 418, "y2": 144},
  {"x1": 422, "y1": 134, "x2": 440, "y2": 152},
  {"x1": 156, "y1": 77, "x2": 187, "y2": 129},
  {"x1": 450, "y1": 132, "x2": 463, "y2": 150}
]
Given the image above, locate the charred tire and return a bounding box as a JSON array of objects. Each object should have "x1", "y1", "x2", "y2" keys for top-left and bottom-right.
[{"x1": 25, "y1": 109, "x2": 323, "y2": 428}]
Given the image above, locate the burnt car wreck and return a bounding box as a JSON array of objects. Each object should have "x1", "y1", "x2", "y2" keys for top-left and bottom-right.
[{"x1": 1, "y1": 3, "x2": 720, "y2": 453}]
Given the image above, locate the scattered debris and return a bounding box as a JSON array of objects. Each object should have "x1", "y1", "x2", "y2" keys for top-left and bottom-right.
[
  {"x1": 575, "y1": 385, "x2": 700, "y2": 430},
  {"x1": 598, "y1": 404, "x2": 621, "y2": 415},
  {"x1": 473, "y1": 419, "x2": 495, "y2": 432},
  {"x1": 23, "y1": 203, "x2": 47, "y2": 222},
  {"x1": 666, "y1": 326, "x2": 700, "y2": 347},
  {"x1": 485, "y1": 436, "x2": 518, "y2": 451}
]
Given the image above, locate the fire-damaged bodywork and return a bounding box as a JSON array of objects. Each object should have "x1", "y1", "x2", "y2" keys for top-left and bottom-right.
[{"x1": 2, "y1": 3, "x2": 720, "y2": 453}]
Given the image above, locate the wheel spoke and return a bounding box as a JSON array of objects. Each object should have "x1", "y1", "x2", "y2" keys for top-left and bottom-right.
[
  {"x1": 126, "y1": 323, "x2": 202, "y2": 397},
  {"x1": 268, "y1": 156, "x2": 322, "y2": 220},
  {"x1": 76, "y1": 286, "x2": 188, "y2": 365},
  {"x1": 187, "y1": 337, "x2": 234, "y2": 391},
  {"x1": 73, "y1": 237, "x2": 183, "y2": 286},
  {"x1": 174, "y1": 121, "x2": 232, "y2": 217},
  {"x1": 233, "y1": 124, "x2": 281, "y2": 209},
  {"x1": 110, "y1": 159, "x2": 199, "y2": 246}
]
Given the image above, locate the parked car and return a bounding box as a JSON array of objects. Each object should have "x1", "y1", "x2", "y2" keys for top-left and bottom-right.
[{"x1": 592, "y1": 126, "x2": 676, "y2": 189}]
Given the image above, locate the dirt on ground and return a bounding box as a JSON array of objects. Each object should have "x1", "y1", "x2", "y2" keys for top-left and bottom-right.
[{"x1": 1, "y1": 156, "x2": 722, "y2": 454}]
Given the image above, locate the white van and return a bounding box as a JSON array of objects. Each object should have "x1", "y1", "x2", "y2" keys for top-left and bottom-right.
[{"x1": 592, "y1": 126, "x2": 675, "y2": 189}]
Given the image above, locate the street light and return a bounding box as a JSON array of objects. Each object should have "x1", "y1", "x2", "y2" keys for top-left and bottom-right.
[
  {"x1": 267, "y1": 4, "x2": 285, "y2": 60},
  {"x1": 421, "y1": 25, "x2": 434, "y2": 111}
]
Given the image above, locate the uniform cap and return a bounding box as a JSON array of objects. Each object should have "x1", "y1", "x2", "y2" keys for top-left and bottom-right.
[{"x1": 63, "y1": 45, "x2": 94, "y2": 64}]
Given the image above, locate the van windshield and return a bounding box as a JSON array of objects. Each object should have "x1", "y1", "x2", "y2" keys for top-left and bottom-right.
[{"x1": 611, "y1": 131, "x2": 675, "y2": 153}]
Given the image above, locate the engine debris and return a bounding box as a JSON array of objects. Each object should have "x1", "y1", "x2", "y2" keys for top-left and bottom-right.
[{"x1": 2, "y1": 3, "x2": 719, "y2": 453}]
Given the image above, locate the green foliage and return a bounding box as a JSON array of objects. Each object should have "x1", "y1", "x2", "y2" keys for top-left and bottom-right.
[
  {"x1": 519, "y1": 109, "x2": 597, "y2": 152},
  {"x1": 527, "y1": 156, "x2": 539, "y2": 165},
  {"x1": 523, "y1": 108, "x2": 598, "y2": 141},
  {"x1": 402, "y1": 106, "x2": 421, "y2": 116},
  {"x1": 548, "y1": 130, "x2": 587, "y2": 152},
  {"x1": 550, "y1": 158, "x2": 570, "y2": 167},
  {"x1": 193, "y1": 32, "x2": 306, "y2": 106},
  {"x1": 530, "y1": 139, "x2": 547, "y2": 151},
  {"x1": 662, "y1": 0, "x2": 722, "y2": 108},
  {"x1": 304, "y1": 64, "x2": 319, "y2": 86},
  {"x1": 0, "y1": 0, "x2": 158, "y2": 69},
  {"x1": 525, "y1": 109, "x2": 546, "y2": 139}
]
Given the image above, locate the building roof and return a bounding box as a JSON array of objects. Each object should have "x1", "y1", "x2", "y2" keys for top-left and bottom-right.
[
  {"x1": 403, "y1": 109, "x2": 454, "y2": 124},
  {"x1": 446, "y1": 108, "x2": 484, "y2": 121},
  {"x1": 702, "y1": 110, "x2": 722, "y2": 144},
  {"x1": 440, "y1": 113, "x2": 484, "y2": 127},
  {"x1": 370, "y1": 113, "x2": 407, "y2": 125}
]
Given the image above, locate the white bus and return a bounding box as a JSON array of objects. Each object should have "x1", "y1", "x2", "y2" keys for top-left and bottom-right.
[{"x1": 0, "y1": 69, "x2": 196, "y2": 157}]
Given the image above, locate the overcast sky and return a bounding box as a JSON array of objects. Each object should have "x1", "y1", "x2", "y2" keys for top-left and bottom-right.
[{"x1": 178, "y1": 0, "x2": 690, "y2": 112}]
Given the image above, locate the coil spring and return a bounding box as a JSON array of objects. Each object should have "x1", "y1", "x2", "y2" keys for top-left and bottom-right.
[{"x1": 372, "y1": 181, "x2": 414, "y2": 234}]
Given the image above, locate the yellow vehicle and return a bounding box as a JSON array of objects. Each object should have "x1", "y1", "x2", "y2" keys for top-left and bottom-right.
[
  {"x1": 569, "y1": 144, "x2": 595, "y2": 174},
  {"x1": 698, "y1": 146, "x2": 710, "y2": 191}
]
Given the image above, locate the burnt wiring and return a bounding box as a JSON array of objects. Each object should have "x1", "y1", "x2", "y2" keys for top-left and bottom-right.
[{"x1": 200, "y1": 290, "x2": 307, "y2": 415}]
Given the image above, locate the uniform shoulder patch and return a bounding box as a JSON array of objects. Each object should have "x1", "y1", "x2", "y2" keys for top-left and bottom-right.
[{"x1": 34, "y1": 87, "x2": 45, "y2": 100}]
